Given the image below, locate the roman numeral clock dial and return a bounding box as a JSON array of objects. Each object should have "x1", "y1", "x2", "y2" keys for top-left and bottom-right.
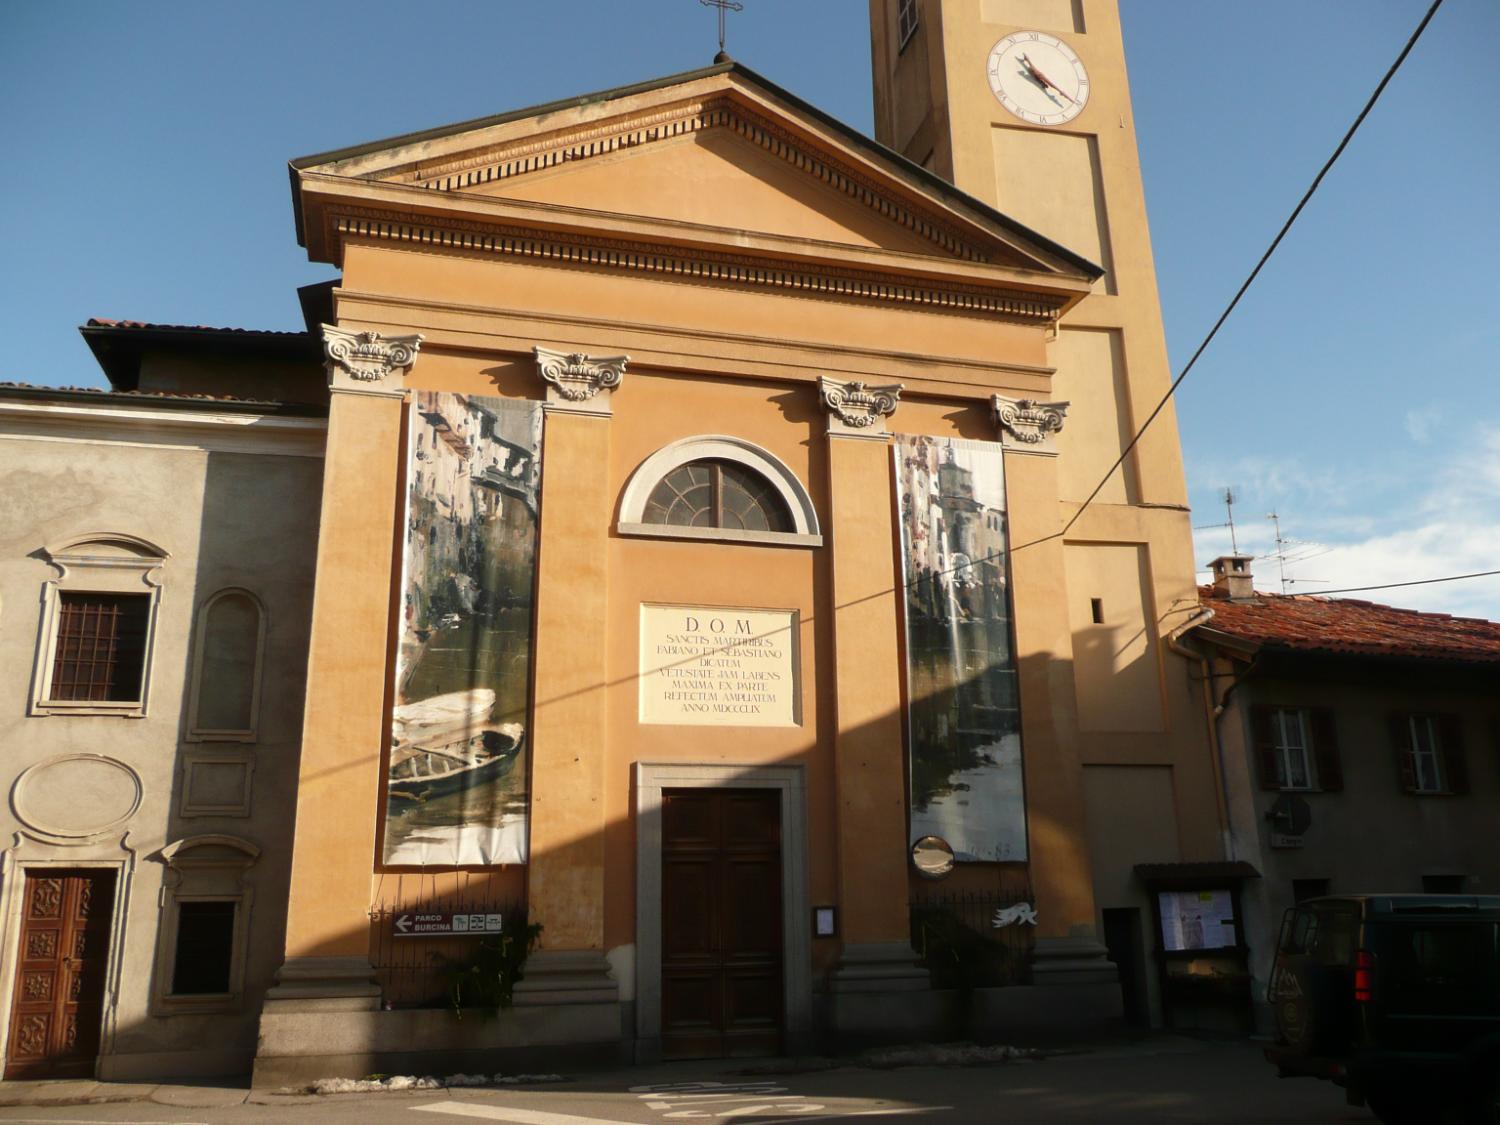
[{"x1": 987, "y1": 31, "x2": 1090, "y2": 126}]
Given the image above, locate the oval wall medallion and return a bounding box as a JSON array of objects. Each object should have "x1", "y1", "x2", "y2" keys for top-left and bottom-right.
[{"x1": 13, "y1": 754, "x2": 143, "y2": 839}]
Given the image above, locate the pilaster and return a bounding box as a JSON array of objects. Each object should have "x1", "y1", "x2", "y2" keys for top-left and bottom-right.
[
  {"x1": 522, "y1": 348, "x2": 624, "y2": 1008},
  {"x1": 256, "y1": 327, "x2": 421, "y2": 1084},
  {"x1": 820, "y1": 383, "x2": 929, "y2": 1009}
]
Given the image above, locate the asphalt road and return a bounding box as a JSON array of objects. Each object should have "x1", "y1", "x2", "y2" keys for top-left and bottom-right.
[{"x1": 0, "y1": 1040, "x2": 1382, "y2": 1125}]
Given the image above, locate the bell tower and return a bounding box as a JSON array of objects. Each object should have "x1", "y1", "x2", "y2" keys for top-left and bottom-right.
[{"x1": 870, "y1": 0, "x2": 1223, "y2": 1026}]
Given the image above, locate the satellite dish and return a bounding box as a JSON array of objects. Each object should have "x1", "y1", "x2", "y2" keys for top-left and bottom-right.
[
  {"x1": 1266, "y1": 794, "x2": 1312, "y2": 836},
  {"x1": 911, "y1": 835, "x2": 955, "y2": 879}
]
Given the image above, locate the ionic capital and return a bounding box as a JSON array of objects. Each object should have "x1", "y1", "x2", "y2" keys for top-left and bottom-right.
[
  {"x1": 534, "y1": 347, "x2": 629, "y2": 416},
  {"x1": 992, "y1": 394, "x2": 1068, "y2": 455},
  {"x1": 819, "y1": 376, "x2": 903, "y2": 440},
  {"x1": 321, "y1": 325, "x2": 423, "y2": 398}
]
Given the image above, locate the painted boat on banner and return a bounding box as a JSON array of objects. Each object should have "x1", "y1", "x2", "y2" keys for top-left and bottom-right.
[
  {"x1": 388, "y1": 721, "x2": 523, "y2": 803},
  {"x1": 392, "y1": 688, "x2": 495, "y2": 745}
]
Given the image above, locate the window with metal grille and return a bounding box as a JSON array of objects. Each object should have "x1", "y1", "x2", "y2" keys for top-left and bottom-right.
[
  {"x1": 642, "y1": 459, "x2": 793, "y2": 533},
  {"x1": 898, "y1": 0, "x2": 919, "y2": 49},
  {"x1": 171, "y1": 900, "x2": 237, "y2": 995},
  {"x1": 49, "y1": 593, "x2": 150, "y2": 702}
]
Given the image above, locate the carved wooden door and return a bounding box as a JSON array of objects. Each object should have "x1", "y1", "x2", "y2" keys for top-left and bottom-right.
[
  {"x1": 661, "y1": 789, "x2": 782, "y2": 1059},
  {"x1": 6, "y1": 870, "x2": 115, "y2": 1079}
]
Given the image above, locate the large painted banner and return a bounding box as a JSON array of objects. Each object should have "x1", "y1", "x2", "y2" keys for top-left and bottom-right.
[
  {"x1": 894, "y1": 435, "x2": 1028, "y2": 862},
  {"x1": 384, "y1": 392, "x2": 543, "y2": 866}
]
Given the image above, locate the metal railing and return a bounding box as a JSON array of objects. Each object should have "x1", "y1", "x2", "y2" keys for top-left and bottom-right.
[
  {"x1": 910, "y1": 887, "x2": 1035, "y2": 988},
  {"x1": 368, "y1": 885, "x2": 524, "y2": 1009}
]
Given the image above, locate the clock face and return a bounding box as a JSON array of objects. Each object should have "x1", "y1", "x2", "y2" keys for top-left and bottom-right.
[{"x1": 986, "y1": 31, "x2": 1090, "y2": 127}]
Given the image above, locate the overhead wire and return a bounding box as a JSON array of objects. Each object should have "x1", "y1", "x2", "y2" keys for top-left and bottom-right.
[
  {"x1": 1287, "y1": 569, "x2": 1500, "y2": 599},
  {"x1": 1009, "y1": 0, "x2": 1446, "y2": 555}
]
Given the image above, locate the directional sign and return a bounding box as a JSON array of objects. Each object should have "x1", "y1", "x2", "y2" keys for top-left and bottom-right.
[{"x1": 393, "y1": 912, "x2": 503, "y2": 937}]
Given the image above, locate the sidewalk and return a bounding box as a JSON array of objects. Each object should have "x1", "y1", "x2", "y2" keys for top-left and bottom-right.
[
  {"x1": 0, "y1": 1077, "x2": 249, "y2": 1109},
  {"x1": 0, "y1": 1033, "x2": 1216, "y2": 1112}
]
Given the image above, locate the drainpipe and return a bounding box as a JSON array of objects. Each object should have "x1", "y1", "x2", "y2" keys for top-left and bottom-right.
[{"x1": 1165, "y1": 608, "x2": 1235, "y2": 860}]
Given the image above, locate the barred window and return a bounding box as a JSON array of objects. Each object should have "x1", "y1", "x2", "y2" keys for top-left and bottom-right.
[{"x1": 49, "y1": 593, "x2": 150, "y2": 702}]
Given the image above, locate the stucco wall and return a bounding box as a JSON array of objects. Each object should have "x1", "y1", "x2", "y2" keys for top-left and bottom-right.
[
  {"x1": 1217, "y1": 658, "x2": 1500, "y2": 1030},
  {"x1": 0, "y1": 424, "x2": 323, "y2": 1077}
]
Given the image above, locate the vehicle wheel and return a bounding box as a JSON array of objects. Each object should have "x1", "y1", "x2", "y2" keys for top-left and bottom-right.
[
  {"x1": 1467, "y1": 1069, "x2": 1500, "y2": 1125},
  {"x1": 1365, "y1": 1086, "x2": 1430, "y2": 1125}
]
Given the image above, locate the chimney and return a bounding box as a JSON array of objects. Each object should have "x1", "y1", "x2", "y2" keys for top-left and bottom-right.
[{"x1": 1210, "y1": 555, "x2": 1256, "y2": 601}]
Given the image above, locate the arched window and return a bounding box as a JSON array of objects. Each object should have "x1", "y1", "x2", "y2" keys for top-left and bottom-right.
[
  {"x1": 619, "y1": 436, "x2": 822, "y2": 547},
  {"x1": 643, "y1": 459, "x2": 794, "y2": 533},
  {"x1": 187, "y1": 589, "x2": 265, "y2": 742}
]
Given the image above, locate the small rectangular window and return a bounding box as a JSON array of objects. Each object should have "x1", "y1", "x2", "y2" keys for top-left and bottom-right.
[
  {"x1": 171, "y1": 901, "x2": 237, "y2": 995},
  {"x1": 1090, "y1": 597, "x2": 1104, "y2": 624},
  {"x1": 49, "y1": 593, "x2": 150, "y2": 702},
  {"x1": 898, "y1": 0, "x2": 919, "y2": 49}
]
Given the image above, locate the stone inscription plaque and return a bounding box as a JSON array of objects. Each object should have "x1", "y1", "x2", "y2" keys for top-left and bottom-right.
[{"x1": 639, "y1": 605, "x2": 800, "y2": 727}]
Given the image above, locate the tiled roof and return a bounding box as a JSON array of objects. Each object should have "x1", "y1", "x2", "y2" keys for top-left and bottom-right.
[
  {"x1": 1198, "y1": 585, "x2": 1500, "y2": 664},
  {"x1": 86, "y1": 318, "x2": 309, "y2": 337},
  {"x1": 0, "y1": 381, "x2": 325, "y2": 415}
]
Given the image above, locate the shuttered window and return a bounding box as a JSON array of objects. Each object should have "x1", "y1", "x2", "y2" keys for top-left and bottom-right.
[
  {"x1": 1250, "y1": 705, "x2": 1342, "y2": 792},
  {"x1": 49, "y1": 593, "x2": 150, "y2": 702},
  {"x1": 1392, "y1": 713, "x2": 1468, "y2": 795}
]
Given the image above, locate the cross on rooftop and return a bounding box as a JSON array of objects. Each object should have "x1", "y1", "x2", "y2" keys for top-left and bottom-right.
[{"x1": 699, "y1": 0, "x2": 743, "y2": 55}]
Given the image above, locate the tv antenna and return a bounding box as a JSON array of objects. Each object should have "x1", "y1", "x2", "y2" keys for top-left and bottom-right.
[
  {"x1": 700, "y1": 0, "x2": 743, "y2": 55},
  {"x1": 1222, "y1": 488, "x2": 1239, "y2": 554},
  {"x1": 1266, "y1": 511, "x2": 1329, "y2": 593}
]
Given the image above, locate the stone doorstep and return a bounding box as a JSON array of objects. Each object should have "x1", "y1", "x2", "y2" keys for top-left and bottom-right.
[{"x1": 0, "y1": 1079, "x2": 250, "y2": 1109}]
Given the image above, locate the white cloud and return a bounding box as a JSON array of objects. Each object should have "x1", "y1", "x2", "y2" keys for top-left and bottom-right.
[
  {"x1": 1404, "y1": 406, "x2": 1442, "y2": 443},
  {"x1": 1192, "y1": 425, "x2": 1500, "y2": 620}
]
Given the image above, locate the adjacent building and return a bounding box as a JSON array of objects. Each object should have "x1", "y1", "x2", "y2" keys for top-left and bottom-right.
[
  {"x1": 0, "y1": 371, "x2": 325, "y2": 1079},
  {"x1": 1187, "y1": 557, "x2": 1500, "y2": 1032}
]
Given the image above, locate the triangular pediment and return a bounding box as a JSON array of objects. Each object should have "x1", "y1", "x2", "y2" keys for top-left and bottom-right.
[
  {"x1": 294, "y1": 64, "x2": 1101, "y2": 281},
  {"x1": 456, "y1": 125, "x2": 944, "y2": 257}
]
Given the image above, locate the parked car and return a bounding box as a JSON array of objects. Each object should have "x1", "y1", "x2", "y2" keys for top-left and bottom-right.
[{"x1": 1264, "y1": 895, "x2": 1500, "y2": 1124}]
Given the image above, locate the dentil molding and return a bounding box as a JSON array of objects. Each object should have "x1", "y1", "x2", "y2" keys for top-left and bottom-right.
[
  {"x1": 819, "y1": 376, "x2": 903, "y2": 439},
  {"x1": 992, "y1": 393, "x2": 1068, "y2": 455},
  {"x1": 533, "y1": 346, "x2": 629, "y2": 416},
  {"x1": 321, "y1": 325, "x2": 423, "y2": 397}
]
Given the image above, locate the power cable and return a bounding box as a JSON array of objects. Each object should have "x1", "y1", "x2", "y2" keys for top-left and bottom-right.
[
  {"x1": 1011, "y1": 0, "x2": 1446, "y2": 554},
  {"x1": 1286, "y1": 568, "x2": 1500, "y2": 599}
]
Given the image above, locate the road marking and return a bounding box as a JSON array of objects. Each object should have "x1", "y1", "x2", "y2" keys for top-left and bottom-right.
[{"x1": 412, "y1": 1104, "x2": 638, "y2": 1125}]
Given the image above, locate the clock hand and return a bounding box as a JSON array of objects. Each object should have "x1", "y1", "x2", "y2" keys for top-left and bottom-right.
[{"x1": 1019, "y1": 53, "x2": 1074, "y2": 103}]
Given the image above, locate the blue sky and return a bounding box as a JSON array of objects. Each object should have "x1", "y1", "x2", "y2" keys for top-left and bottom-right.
[{"x1": 3, "y1": 1, "x2": 1496, "y2": 617}]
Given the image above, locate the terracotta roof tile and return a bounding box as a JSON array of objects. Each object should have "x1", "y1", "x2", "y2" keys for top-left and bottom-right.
[
  {"x1": 1198, "y1": 585, "x2": 1500, "y2": 664},
  {"x1": 0, "y1": 381, "x2": 316, "y2": 411},
  {"x1": 85, "y1": 318, "x2": 308, "y2": 337}
]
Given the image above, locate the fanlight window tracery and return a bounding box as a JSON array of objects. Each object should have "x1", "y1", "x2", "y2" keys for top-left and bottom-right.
[{"x1": 642, "y1": 459, "x2": 794, "y2": 534}]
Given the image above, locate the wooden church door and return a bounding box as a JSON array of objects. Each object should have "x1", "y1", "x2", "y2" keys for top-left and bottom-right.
[{"x1": 661, "y1": 788, "x2": 783, "y2": 1058}]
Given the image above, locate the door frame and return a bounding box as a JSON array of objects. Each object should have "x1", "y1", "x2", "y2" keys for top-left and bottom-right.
[
  {"x1": 633, "y1": 763, "x2": 810, "y2": 1062},
  {"x1": 0, "y1": 835, "x2": 136, "y2": 1076}
]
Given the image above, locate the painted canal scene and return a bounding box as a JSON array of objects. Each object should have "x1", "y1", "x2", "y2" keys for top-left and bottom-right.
[
  {"x1": 895, "y1": 435, "x2": 1027, "y2": 862},
  {"x1": 384, "y1": 391, "x2": 543, "y2": 866}
]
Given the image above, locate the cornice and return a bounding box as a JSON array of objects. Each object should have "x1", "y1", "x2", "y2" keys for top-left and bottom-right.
[
  {"x1": 399, "y1": 94, "x2": 995, "y2": 266},
  {"x1": 333, "y1": 286, "x2": 1058, "y2": 397},
  {"x1": 328, "y1": 207, "x2": 1067, "y2": 326},
  {"x1": 0, "y1": 401, "x2": 327, "y2": 458}
]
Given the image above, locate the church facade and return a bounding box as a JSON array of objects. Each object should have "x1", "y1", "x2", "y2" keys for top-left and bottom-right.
[{"x1": 0, "y1": 1, "x2": 1230, "y2": 1082}]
